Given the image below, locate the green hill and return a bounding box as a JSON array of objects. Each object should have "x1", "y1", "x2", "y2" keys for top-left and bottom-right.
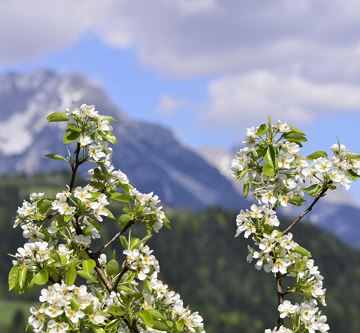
[{"x1": 0, "y1": 174, "x2": 359, "y2": 332}]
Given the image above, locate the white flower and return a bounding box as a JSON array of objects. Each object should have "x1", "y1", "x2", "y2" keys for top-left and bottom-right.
[
  {"x1": 260, "y1": 190, "x2": 277, "y2": 205},
  {"x1": 259, "y1": 231, "x2": 279, "y2": 253},
  {"x1": 47, "y1": 320, "x2": 69, "y2": 333},
  {"x1": 28, "y1": 307, "x2": 45, "y2": 331},
  {"x1": 57, "y1": 244, "x2": 73, "y2": 260},
  {"x1": 249, "y1": 204, "x2": 264, "y2": 219},
  {"x1": 278, "y1": 300, "x2": 298, "y2": 318},
  {"x1": 79, "y1": 134, "x2": 92, "y2": 147},
  {"x1": 73, "y1": 235, "x2": 91, "y2": 248},
  {"x1": 277, "y1": 121, "x2": 290, "y2": 133},
  {"x1": 112, "y1": 170, "x2": 129, "y2": 184},
  {"x1": 79, "y1": 104, "x2": 98, "y2": 117},
  {"x1": 284, "y1": 142, "x2": 300, "y2": 154},
  {"x1": 89, "y1": 145, "x2": 106, "y2": 161},
  {"x1": 17, "y1": 200, "x2": 36, "y2": 218},
  {"x1": 331, "y1": 143, "x2": 346, "y2": 153},
  {"x1": 272, "y1": 255, "x2": 292, "y2": 275},
  {"x1": 99, "y1": 253, "x2": 107, "y2": 265},
  {"x1": 89, "y1": 313, "x2": 106, "y2": 325},
  {"x1": 30, "y1": 192, "x2": 45, "y2": 201},
  {"x1": 52, "y1": 200, "x2": 75, "y2": 216}
]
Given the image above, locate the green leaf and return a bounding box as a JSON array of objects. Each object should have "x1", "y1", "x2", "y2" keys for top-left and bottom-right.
[
  {"x1": 304, "y1": 184, "x2": 322, "y2": 197},
  {"x1": 93, "y1": 328, "x2": 106, "y2": 333},
  {"x1": 47, "y1": 112, "x2": 69, "y2": 122},
  {"x1": 289, "y1": 126, "x2": 305, "y2": 135},
  {"x1": 346, "y1": 153, "x2": 360, "y2": 160},
  {"x1": 236, "y1": 169, "x2": 248, "y2": 182},
  {"x1": 102, "y1": 115, "x2": 117, "y2": 122},
  {"x1": 130, "y1": 237, "x2": 141, "y2": 250},
  {"x1": 175, "y1": 319, "x2": 185, "y2": 331},
  {"x1": 288, "y1": 195, "x2": 305, "y2": 206},
  {"x1": 77, "y1": 270, "x2": 97, "y2": 283},
  {"x1": 307, "y1": 151, "x2": 328, "y2": 160},
  {"x1": 64, "y1": 128, "x2": 81, "y2": 144},
  {"x1": 295, "y1": 259, "x2": 308, "y2": 273},
  {"x1": 284, "y1": 132, "x2": 307, "y2": 142},
  {"x1": 70, "y1": 299, "x2": 80, "y2": 311},
  {"x1": 256, "y1": 123, "x2": 268, "y2": 136},
  {"x1": 152, "y1": 322, "x2": 168, "y2": 331},
  {"x1": 64, "y1": 214, "x2": 74, "y2": 223},
  {"x1": 38, "y1": 199, "x2": 52, "y2": 215},
  {"x1": 262, "y1": 145, "x2": 276, "y2": 177},
  {"x1": 66, "y1": 266, "x2": 77, "y2": 286},
  {"x1": 32, "y1": 269, "x2": 49, "y2": 285},
  {"x1": 243, "y1": 179, "x2": 249, "y2": 198},
  {"x1": 102, "y1": 207, "x2": 115, "y2": 219},
  {"x1": 68, "y1": 123, "x2": 82, "y2": 132},
  {"x1": 82, "y1": 259, "x2": 96, "y2": 273},
  {"x1": 148, "y1": 309, "x2": 165, "y2": 320},
  {"x1": 8, "y1": 266, "x2": 19, "y2": 291},
  {"x1": 106, "y1": 259, "x2": 120, "y2": 276},
  {"x1": 102, "y1": 131, "x2": 118, "y2": 144},
  {"x1": 304, "y1": 183, "x2": 320, "y2": 192},
  {"x1": 45, "y1": 153, "x2": 66, "y2": 160},
  {"x1": 140, "y1": 310, "x2": 154, "y2": 328},
  {"x1": 264, "y1": 145, "x2": 276, "y2": 169},
  {"x1": 111, "y1": 192, "x2": 130, "y2": 203},
  {"x1": 262, "y1": 164, "x2": 275, "y2": 177},
  {"x1": 347, "y1": 169, "x2": 360, "y2": 181},
  {"x1": 19, "y1": 266, "x2": 27, "y2": 289},
  {"x1": 119, "y1": 236, "x2": 128, "y2": 250},
  {"x1": 108, "y1": 306, "x2": 124, "y2": 316},
  {"x1": 118, "y1": 214, "x2": 132, "y2": 228},
  {"x1": 294, "y1": 245, "x2": 311, "y2": 258}
]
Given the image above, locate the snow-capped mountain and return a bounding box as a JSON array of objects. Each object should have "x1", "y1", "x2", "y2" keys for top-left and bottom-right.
[
  {"x1": 200, "y1": 146, "x2": 360, "y2": 248},
  {"x1": 0, "y1": 70, "x2": 246, "y2": 210}
]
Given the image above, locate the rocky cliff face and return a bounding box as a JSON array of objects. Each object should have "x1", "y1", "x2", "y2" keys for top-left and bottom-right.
[{"x1": 0, "y1": 70, "x2": 246, "y2": 210}]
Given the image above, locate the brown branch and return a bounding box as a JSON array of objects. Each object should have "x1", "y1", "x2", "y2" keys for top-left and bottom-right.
[
  {"x1": 112, "y1": 264, "x2": 130, "y2": 292},
  {"x1": 67, "y1": 141, "x2": 140, "y2": 333},
  {"x1": 282, "y1": 186, "x2": 328, "y2": 235},
  {"x1": 95, "y1": 220, "x2": 135, "y2": 255},
  {"x1": 275, "y1": 273, "x2": 284, "y2": 328},
  {"x1": 86, "y1": 250, "x2": 114, "y2": 292}
]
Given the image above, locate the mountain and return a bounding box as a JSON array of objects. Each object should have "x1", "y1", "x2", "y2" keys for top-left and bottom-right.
[
  {"x1": 200, "y1": 146, "x2": 360, "y2": 248},
  {"x1": 0, "y1": 69, "x2": 246, "y2": 210}
]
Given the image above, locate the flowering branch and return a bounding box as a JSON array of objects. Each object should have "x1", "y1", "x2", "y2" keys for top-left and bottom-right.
[
  {"x1": 232, "y1": 119, "x2": 360, "y2": 333},
  {"x1": 8, "y1": 105, "x2": 205, "y2": 333}
]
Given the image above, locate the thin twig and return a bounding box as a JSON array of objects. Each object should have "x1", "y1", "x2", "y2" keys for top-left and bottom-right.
[
  {"x1": 276, "y1": 273, "x2": 284, "y2": 328},
  {"x1": 282, "y1": 187, "x2": 328, "y2": 235},
  {"x1": 95, "y1": 220, "x2": 135, "y2": 255},
  {"x1": 112, "y1": 264, "x2": 130, "y2": 292}
]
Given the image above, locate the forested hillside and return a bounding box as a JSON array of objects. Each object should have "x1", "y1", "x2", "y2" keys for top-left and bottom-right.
[{"x1": 0, "y1": 174, "x2": 359, "y2": 332}]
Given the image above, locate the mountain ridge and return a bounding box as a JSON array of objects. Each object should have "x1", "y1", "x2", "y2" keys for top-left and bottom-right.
[{"x1": 0, "y1": 69, "x2": 246, "y2": 210}]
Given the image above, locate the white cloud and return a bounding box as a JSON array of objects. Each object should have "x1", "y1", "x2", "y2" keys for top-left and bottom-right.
[
  {"x1": 203, "y1": 71, "x2": 360, "y2": 129},
  {"x1": 157, "y1": 94, "x2": 184, "y2": 115},
  {"x1": 0, "y1": 0, "x2": 111, "y2": 65},
  {"x1": 3, "y1": 0, "x2": 360, "y2": 81}
]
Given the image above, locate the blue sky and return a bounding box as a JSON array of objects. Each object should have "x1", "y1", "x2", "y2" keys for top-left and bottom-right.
[{"x1": 1, "y1": 0, "x2": 360, "y2": 203}]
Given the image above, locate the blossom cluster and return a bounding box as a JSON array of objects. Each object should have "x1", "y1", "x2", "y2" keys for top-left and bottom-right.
[
  {"x1": 124, "y1": 244, "x2": 160, "y2": 280},
  {"x1": 143, "y1": 272, "x2": 205, "y2": 333},
  {"x1": 232, "y1": 119, "x2": 360, "y2": 333},
  {"x1": 231, "y1": 121, "x2": 360, "y2": 208},
  {"x1": 29, "y1": 283, "x2": 107, "y2": 332},
  {"x1": 9, "y1": 104, "x2": 204, "y2": 333}
]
